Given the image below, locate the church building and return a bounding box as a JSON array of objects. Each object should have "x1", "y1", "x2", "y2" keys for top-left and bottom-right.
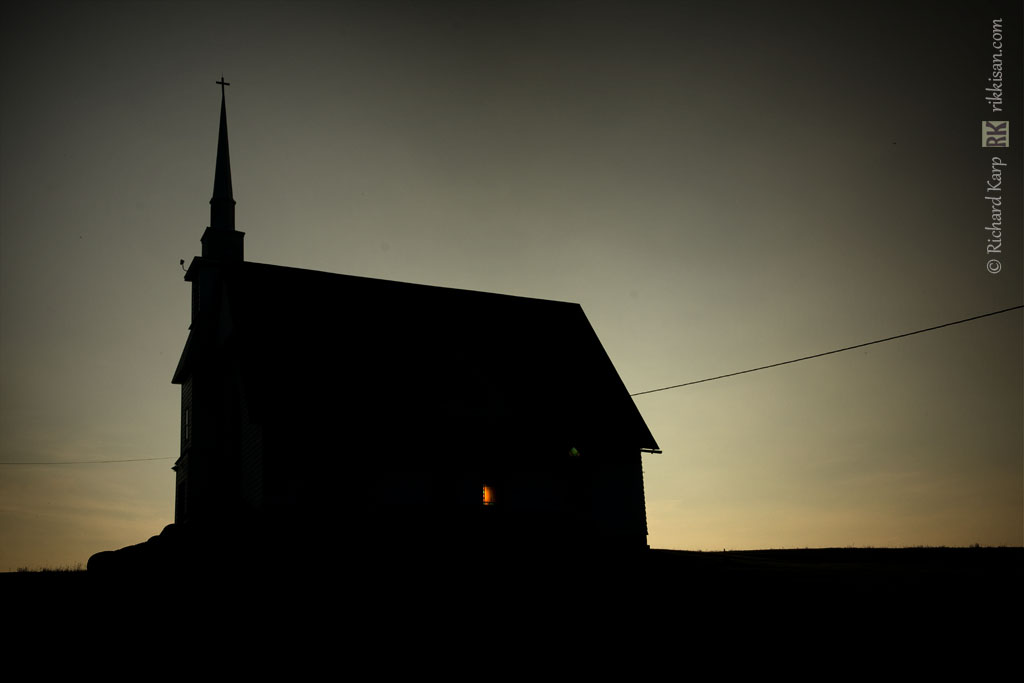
[{"x1": 172, "y1": 82, "x2": 660, "y2": 552}]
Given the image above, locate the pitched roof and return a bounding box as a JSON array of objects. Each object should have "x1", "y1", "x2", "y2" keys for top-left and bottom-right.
[{"x1": 176, "y1": 260, "x2": 659, "y2": 453}]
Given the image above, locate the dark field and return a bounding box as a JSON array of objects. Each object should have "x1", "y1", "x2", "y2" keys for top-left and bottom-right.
[
  {"x1": 9, "y1": 545, "x2": 1020, "y2": 604},
  {"x1": 6, "y1": 546, "x2": 1020, "y2": 660}
]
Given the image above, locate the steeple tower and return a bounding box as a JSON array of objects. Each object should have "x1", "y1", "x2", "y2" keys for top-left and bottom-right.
[{"x1": 201, "y1": 76, "x2": 244, "y2": 262}]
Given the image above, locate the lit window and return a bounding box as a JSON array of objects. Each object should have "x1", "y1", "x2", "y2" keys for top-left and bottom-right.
[{"x1": 482, "y1": 485, "x2": 495, "y2": 506}]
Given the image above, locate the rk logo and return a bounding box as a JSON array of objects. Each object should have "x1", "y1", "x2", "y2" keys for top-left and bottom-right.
[{"x1": 982, "y1": 121, "x2": 1009, "y2": 147}]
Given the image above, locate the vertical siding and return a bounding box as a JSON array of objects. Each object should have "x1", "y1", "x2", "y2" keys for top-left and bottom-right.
[
  {"x1": 590, "y1": 448, "x2": 648, "y2": 547},
  {"x1": 237, "y1": 377, "x2": 263, "y2": 510},
  {"x1": 174, "y1": 453, "x2": 188, "y2": 524},
  {"x1": 181, "y1": 377, "x2": 193, "y2": 449},
  {"x1": 175, "y1": 376, "x2": 194, "y2": 524}
]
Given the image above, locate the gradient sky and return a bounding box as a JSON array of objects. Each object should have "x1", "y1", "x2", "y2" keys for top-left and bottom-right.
[{"x1": 2, "y1": 0, "x2": 1021, "y2": 570}]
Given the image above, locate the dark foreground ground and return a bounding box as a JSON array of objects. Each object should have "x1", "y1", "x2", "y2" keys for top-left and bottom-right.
[
  {"x1": 8, "y1": 544, "x2": 1020, "y2": 609},
  {"x1": 5, "y1": 543, "x2": 1020, "y2": 664}
]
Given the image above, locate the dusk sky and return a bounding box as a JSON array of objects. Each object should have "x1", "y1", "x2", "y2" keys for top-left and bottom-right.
[{"x1": 2, "y1": 0, "x2": 1021, "y2": 570}]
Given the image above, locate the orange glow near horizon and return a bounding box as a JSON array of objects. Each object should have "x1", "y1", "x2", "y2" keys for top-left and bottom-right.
[{"x1": 482, "y1": 485, "x2": 495, "y2": 506}]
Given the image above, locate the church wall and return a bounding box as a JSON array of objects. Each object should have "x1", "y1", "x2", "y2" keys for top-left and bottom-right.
[
  {"x1": 213, "y1": 354, "x2": 244, "y2": 519},
  {"x1": 182, "y1": 363, "x2": 240, "y2": 524},
  {"x1": 174, "y1": 453, "x2": 188, "y2": 525},
  {"x1": 236, "y1": 375, "x2": 263, "y2": 511},
  {"x1": 185, "y1": 371, "x2": 214, "y2": 523},
  {"x1": 175, "y1": 352, "x2": 649, "y2": 549},
  {"x1": 174, "y1": 376, "x2": 194, "y2": 524},
  {"x1": 189, "y1": 376, "x2": 216, "y2": 523},
  {"x1": 589, "y1": 448, "x2": 649, "y2": 548}
]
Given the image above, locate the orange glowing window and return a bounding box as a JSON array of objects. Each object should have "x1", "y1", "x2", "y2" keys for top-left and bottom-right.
[{"x1": 482, "y1": 485, "x2": 495, "y2": 506}]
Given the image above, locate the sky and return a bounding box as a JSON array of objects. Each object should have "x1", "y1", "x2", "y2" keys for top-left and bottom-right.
[{"x1": 1, "y1": 0, "x2": 1021, "y2": 570}]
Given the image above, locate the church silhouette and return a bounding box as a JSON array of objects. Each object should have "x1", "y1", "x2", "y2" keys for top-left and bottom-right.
[{"x1": 93, "y1": 81, "x2": 660, "y2": 574}]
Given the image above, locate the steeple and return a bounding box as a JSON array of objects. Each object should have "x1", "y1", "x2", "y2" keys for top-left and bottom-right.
[
  {"x1": 200, "y1": 77, "x2": 244, "y2": 262},
  {"x1": 210, "y1": 77, "x2": 235, "y2": 231}
]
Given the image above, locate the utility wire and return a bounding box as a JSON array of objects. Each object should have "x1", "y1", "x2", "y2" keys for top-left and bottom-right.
[
  {"x1": 0, "y1": 456, "x2": 175, "y2": 466},
  {"x1": 631, "y1": 304, "x2": 1023, "y2": 397}
]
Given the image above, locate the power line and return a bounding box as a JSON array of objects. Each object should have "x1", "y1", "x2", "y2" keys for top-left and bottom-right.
[
  {"x1": 630, "y1": 304, "x2": 1024, "y2": 397},
  {"x1": 0, "y1": 456, "x2": 175, "y2": 466}
]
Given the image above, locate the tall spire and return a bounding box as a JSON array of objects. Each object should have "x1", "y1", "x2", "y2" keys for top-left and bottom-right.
[
  {"x1": 200, "y1": 77, "x2": 244, "y2": 263},
  {"x1": 210, "y1": 76, "x2": 235, "y2": 231}
]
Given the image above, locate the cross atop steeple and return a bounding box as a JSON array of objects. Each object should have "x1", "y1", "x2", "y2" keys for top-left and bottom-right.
[{"x1": 217, "y1": 76, "x2": 230, "y2": 96}]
